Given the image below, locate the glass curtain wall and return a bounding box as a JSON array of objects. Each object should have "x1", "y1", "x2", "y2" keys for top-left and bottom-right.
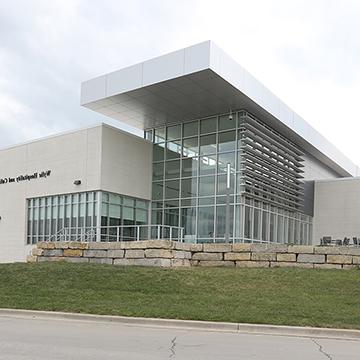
[
  {"x1": 27, "y1": 191, "x2": 149, "y2": 243},
  {"x1": 145, "y1": 110, "x2": 312, "y2": 244},
  {"x1": 27, "y1": 191, "x2": 98, "y2": 244}
]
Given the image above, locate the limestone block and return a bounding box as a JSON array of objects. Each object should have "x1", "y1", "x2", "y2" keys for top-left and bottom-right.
[
  {"x1": 236, "y1": 261, "x2": 269, "y2": 268},
  {"x1": 26, "y1": 255, "x2": 37, "y2": 263},
  {"x1": 190, "y1": 244, "x2": 203, "y2": 252},
  {"x1": 276, "y1": 253, "x2": 296, "y2": 262},
  {"x1": 297, "y1": 254, "x2": 325, "y2": 263},
  {"x1": 270, "y1": 262, "x2": 313, "y2": 269},
  {"x1": 343, "y1": 264, "x2": 359, "y2": 270},
  {"x1": 88, "y1": 242, "x2": 115, "y2": 250},
  {"x1": 37, "y1": 256, "x2": 65, "y2": 262},
  {"x1": 64, "y1": 257, "x2": 89, "y2": 263},
  {"x1": 224, "y1": 252, "x2": 251, "y2": 261},
  {"x1": 232, "y1": 243, "x2": 251, "y2": 252},
  {"x1": 107, "y1": 250, "x2": 125, "y2": 258},
  {"x1": 89, "y1": 258, "x2": 113, "y2": 265},
  {"x1": 192, "y1": 252, "x2": 222, "y2": 261},
  {"x1": 145, "y1": 249, "x2": 173, "y2": 259},
  {"x1": 198, "y1": 261, "x2": 235, "y2": 267},
  {"x1": 314, "y1": 263, "x2": 342, "y2": 270},
  {"x1": 327, "y1": 255, "x2": 352, "y2": 265},
  {"x1": 43, "y1": 249, "x2": 63, "y2": 257},
  {"x1": 114, "y1": 258, "x2": 171, "y2": 267},
  {"x1": 352, "y1": 256, "x2": 360, "y2": 264},
  {"x1": 340, "y1": 247, "x2": 360, "y2": 256},
  {"x1": 32, "y1": 248, "x2": 44, "y2": 256},
  {"x1": 125, "y1": 249, "x2": 145, "y2": 258},
  {"x1": 314, "y1": 246, "x2": 340, "y2": 255},
  {"x1": 190, "y1": 260, "x2": 199, "y2": 266},
  {"x1": 172, "y1": 242, "x2": 191, "y2": 251},
  {"x1": 68, "y1": 241, "x2": 89, "y2": 250},
  {"x1": 171, "y1": 259, "x2": 191, "y2": 267},
  {"x1": 63, "y1": 249, "x2": 83, "y2": 257},
  {"x1": 288, "y1": 245, "x2": 314, "y2": 254},
  {"x1": 37, "y1": 242, "x2": 55, "y2": 249},
  {"x1": 173, "y1": 250, "x2": 191, "y2": 259},
  {"x1": 145, "y1": 240, "x2": 172, "y2": 249},
  {"x1": 54, "y1": 242, "x2": 69, "y2": 249},
  {"x1": 83, "y1": 250, "x2": 107, "y2": 258},
  {"x1": 250, "y1": 244, "x2": 288, "y2": 253},
  {"x1": 251, "y1": 253, "x2": 276, "y2": 261},
  {"x1": 203, "y1": 243, "x2": 232, "y2": 253},
  {"x1": 120, "y1": 241, "x2": 148, "y2": 249}
]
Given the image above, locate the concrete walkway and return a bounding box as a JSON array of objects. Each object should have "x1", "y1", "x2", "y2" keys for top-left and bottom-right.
[{"x1": 0, "y1": 310, "x2": 360, "y2": 359}]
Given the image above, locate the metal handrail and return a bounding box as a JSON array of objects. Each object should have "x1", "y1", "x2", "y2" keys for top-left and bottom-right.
[{"x1": 44, "y1": 224, "x2": 184, "y2": 243}]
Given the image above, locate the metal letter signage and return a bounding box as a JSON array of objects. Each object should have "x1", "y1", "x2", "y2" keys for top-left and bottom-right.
[{"x1": 0, "y1": 170, "x2": 51, "y2": 185}]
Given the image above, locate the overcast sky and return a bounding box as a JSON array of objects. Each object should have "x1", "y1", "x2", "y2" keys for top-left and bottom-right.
[{"x1": 1, "y1": 0, "x2": 360, "y2": 165}]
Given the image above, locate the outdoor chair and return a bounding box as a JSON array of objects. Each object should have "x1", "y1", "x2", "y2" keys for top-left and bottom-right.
[
  {"x1": 353, "y1": 237, "x2": 359, "y2": 246},
  {"x1": 335, "y1": 239, "x2": 342, "y2": 246},
  {"x1": 321, "y1": 236, "x2": 332, "y2": 245},
  {"x1": 343, "y1": 237, "x2": 350, "y2": 246}
]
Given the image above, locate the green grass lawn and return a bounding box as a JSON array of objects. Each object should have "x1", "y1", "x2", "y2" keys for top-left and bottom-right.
[{"x1": 0, "y1": 262, "x2": 359, "y2": 329}]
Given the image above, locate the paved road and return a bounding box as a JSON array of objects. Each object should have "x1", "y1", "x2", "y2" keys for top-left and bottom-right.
[{"x1": 0, "y1": 315, "x2": 359, "y2": 359}]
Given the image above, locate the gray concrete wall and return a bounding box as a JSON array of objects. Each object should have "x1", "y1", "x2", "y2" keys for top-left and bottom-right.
[
  {"x1": 302, "y1": 152, "x2": 341, "y2": 181},
  {"x1": 313, "y1": 177, "x2": 360, "y2": 244},
  {"x1": 100, "y1": 125, "x2": 152, "y2": 200}
]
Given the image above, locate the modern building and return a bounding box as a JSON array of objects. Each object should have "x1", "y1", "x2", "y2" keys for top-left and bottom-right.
[{"x1": 1, "y1": 41, "x2": 360, "y2": 263}]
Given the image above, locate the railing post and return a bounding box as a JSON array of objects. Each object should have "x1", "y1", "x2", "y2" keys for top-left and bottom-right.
[
  {"x1": 137, "y1": 226, "x2": 140, "y2": 241},
  {"x1": 157, "y1": 225, "x2": 161, "y2": 240},
  {"x1": 116, "y1": 226, "x2": 120, "y2": 242},
  {"x1": 169, "y1": 227, "x2": 172, "y2": 242},
  {"x1": 180, "y1": 227, "x2": 184, "y2": 243}
]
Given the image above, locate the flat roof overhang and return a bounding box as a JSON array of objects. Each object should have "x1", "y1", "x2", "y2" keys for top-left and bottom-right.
[{"x1": 81, "y1": 41, "x2": 359, "y2": 177}]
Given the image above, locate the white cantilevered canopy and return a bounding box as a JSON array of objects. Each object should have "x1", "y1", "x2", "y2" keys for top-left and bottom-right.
[{"x1": 81, "y1": 40, "x2": 359, "y2": 177}]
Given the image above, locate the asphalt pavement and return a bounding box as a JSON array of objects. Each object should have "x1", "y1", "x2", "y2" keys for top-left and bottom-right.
[{"x1": 0, "y1": 313, "x2": 359, "y2": 359}]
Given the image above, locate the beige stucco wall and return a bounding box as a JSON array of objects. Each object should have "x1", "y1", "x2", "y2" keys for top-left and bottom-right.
[
  {"x1": 313, "y1": 177, "x2": 360, "y2": 244},
  {"x1": 100, "y1": 125, "x2": 152, "y2": 200},
  {"x1": 0, "y1": 124, "x2": 153, "y2": 263},
  {"x1": 0, "y1": 126, "x2": 103, "y2": 263}
]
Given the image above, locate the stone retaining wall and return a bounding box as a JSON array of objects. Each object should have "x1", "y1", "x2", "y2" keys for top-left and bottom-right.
[{"x1": 27, "y1": 241, "x2": 360, "y2": 270}]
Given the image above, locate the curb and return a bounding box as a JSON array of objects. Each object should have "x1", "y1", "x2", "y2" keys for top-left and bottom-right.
[{"x1": 0, "y1": 308, "x2": 359, "y2": 341}]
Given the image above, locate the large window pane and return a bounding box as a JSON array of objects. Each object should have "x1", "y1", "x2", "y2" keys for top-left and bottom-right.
[
  {"x1": 218, "y1": 131, "x2": 236, "y2": 152},
  {"x1": 166, "y1": 140, "x2": 181, "y2": 160},
  {"x1": 183, "y1": 121, "x2": 198, "y2": 137},
  {"x1": 197, "y1": 206, "x2": 214, "y2": 238},
  {"x1": 218, "y1": 152, "x2": 235, "y2": 173},
  {"x1": 200, "y1": 117, "x2": 216, "y2": 134},
  {"x1": 199, "y1": 155, "x2": 216, "y2": 175},
  {"x1": 182, "y1": 137, "x2": 198, "y2": 157},
  {"x1": 152, "y1": 182, "x2": 163, "y2": 201},
  {"x1": 153, "y1": 162, "x2": 164, "y2": 181},
  {"x1": 153, "y1": 143, "x2": 165, "y2": 162},
  {"x1": 200, "y1": 134, "x2": 216, "y2": 155},
  {"x1": 154, "y1": 127, "x2": 165, "y2": 143},
  {"x1": 167, "y1": 124, "x2": 181, "y2": 141},
  {"x1": 216, "y1": 205, "x2": 234, "y2": 237},
  {"x1": 199, "y1": 176, "x2": 215, "y2": 196},
  {"x1": 181, "y1": 178, "x2": 197, "y2": 198},
  {"x1": 217, "y1": 174, "x2": 235, "y2": 195},
  {"x1": 165, "y1": 160, "x2": 180, "y2": 179},
  {"x1": 181, "y1": 208, "x2": 196, "y2": 239},
  {"x1": 165, "y1": 180, "x2": 180, "y2": 199},
  {"x1": 182, "y1": 157, "x2": 198, "y2": 178},
  {"x1": 219, "y1": 114, "x2": 236, "y2": 131}
]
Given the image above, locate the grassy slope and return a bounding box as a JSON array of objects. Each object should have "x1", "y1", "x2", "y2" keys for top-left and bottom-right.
[{"x1": 0, "y1": 262, "x2": 359, "y2": 329}]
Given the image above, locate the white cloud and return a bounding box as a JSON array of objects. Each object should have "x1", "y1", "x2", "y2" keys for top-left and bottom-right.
[{"x1": 0, "y1": 0, "x2": 359, "y2": 166}]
